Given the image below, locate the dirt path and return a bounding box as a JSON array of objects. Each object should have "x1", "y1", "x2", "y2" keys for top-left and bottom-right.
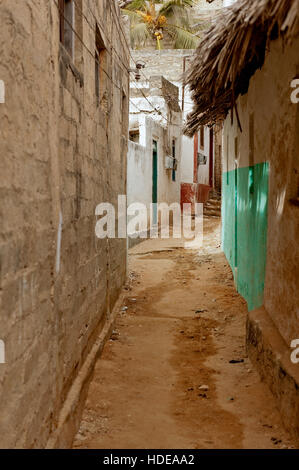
[{"x1": 74, "y1": 218, "x2": 295, "y2": 449}]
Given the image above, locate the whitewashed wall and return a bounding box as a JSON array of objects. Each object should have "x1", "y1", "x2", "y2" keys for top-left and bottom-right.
[
  {"x1": 223, "y1": 0, "x2": 237, "y2": 6},
  {"x1": 197, "y1": 126, "x2": 211, "y2": 186},
  {"x1": 127, "y1": 116, "x2": 181, "y2": 240}
]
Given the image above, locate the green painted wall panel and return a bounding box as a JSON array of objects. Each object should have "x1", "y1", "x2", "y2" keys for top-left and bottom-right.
[
  {"x1": 222, "y1": 162, "x2": 269, "y2": 311},
  {"x1": 222, "y1": 170, "x2": 236, "y2": 270}
]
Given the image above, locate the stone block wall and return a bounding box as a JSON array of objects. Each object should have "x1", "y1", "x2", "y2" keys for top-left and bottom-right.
[{"x1": 0, "y1": 0, "x2": 129, "y2": 448}]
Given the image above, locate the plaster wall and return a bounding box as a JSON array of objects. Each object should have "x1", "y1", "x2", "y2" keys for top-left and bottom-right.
[
  {"x1": 128, "y1": 115, "x2": 181, "y2": 240},
  {"x1": 127, "y1": 139, "x2": 152, "y2": 210},
  {"x1": 181, "y1": 135, "x2": 194, "y2": 183},
  {"x1": 222, "y1": 35, "x2": 299, "y2": 344},
  {"x1": 128, "y1": 117, "x2": 181, "y2": 203}
]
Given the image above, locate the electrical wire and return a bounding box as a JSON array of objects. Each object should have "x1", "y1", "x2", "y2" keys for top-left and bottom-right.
[
  {"x1": 53, "y1": 0, "x2": 182, "y2": 127},
  {"x1": 111, "y1": 1, "x2": 195, "y2": 124},
  {"x1": 69, "y1": 0, "x2": 181, "y2": 125},
  {"x1": 72, "y1": 0, "x2": 131, "y2": 75},
  {"x1": 71, "y1": 0, "x2": 157, "y2": 113},
  {"x1": 53, "y1": 0, "x2": 144, "y2": 113},
  {"x1": 53, "y1": 0, "x2": 121, "y2": 88}
]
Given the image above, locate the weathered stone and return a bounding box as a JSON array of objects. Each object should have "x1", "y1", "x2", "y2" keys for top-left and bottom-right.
[
  {"x1": 0, "y1": 0, "x2": 129, "y2": 448},
  {"x1": 247, "y1": 308, "x2": 299, "y2": 441}
]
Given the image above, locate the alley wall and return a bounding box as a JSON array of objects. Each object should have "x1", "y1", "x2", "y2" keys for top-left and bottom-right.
[
  {"x1": 222, "y1": 34, "x2": 299, "y2": 343},
  {"x1": 0, "y1": 0, "x2": 129, "y2": 448},
  {"x1": 221, "y1": 33, "x2": 299, "y2": 439}
]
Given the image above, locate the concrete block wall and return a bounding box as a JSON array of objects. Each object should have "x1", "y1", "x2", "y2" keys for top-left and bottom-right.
[
  {"x1": 131, "y1": 49, "x2": 192, "y2": 87},
  {"x1": 0, "y1": 0, "x2": 129, "y2": 448}
]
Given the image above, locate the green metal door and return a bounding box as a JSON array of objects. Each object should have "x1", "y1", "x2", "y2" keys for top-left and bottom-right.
[
  {"x1": 152, "y1": 140, "x2": 158, "y2": 224},
  {"x1": 234, "y1": 161, "x2": 238, "y2": 282},
  {"x1": 223, "y1": 162, "x2": 269, "y2": 311}
]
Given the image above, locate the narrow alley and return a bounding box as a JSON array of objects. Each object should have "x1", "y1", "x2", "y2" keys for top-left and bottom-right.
[
  {"x1": 0, "y1": 0, "x2": 298, "y2": 456},
  {"x1": 74, "y1": 218, "x2": 295, "y2": 449}
]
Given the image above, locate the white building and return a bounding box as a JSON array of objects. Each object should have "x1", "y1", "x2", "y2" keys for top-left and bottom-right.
[{"x1": 127, "y1": 76, "x2": 182, "y2": 245}]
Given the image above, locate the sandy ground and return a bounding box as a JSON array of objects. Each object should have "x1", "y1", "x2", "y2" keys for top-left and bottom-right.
[{"x1": 73, "y1": 218, "x2": 296, "y2": 449}]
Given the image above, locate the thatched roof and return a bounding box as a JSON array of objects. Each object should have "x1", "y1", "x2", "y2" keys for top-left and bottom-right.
[{"x1": 183, "y1": 0, "x2": 299, "y2": 137}]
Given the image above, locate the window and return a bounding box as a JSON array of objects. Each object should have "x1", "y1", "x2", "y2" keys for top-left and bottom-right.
[
  {"x1": 59, "y1": 0, "x2": 74, "y2": 58},
  {"x1": 200, "y1": 126, "x2": 205, "y2": 149},
  {"x1": 129, "y1": 130, "x2": 139, "y2": 143},
  {"x1": 172, "y1": 139, "x2": 176, "y2": 182},
  {"x1": 95, "y1": 25, "x2": 106, "y2": 106}
]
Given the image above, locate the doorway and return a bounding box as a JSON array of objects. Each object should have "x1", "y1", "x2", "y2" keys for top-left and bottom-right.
[{"x1": 152, "y1": 140, "x2": 158, "y2": 225}]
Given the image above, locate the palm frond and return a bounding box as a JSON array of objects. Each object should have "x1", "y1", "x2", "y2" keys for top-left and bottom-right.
[
  {"x1": 122, "y1": 8, "x2": 145, "y2": 23},
  {"x1": 160, "y1": 0, "x2": 198, "y2": 31},
  {"x1": 166, "y1": 23, "x2": 200, "y2": 49},
  {"x1": 125, "y1": 0, "x2": 147, "y2": 11},
  {"x1": 130, "y1": 21, "x2": 150, "y2": 48},
  {"x1": 159, "y1": 0, "x2": 195, "y2": 17},
  {"x1": 165, "y1": 9, "x2": 190, "y2": 29},
  {"x1": 123, "y1": 0, "x2": 201, "y2": 50}
]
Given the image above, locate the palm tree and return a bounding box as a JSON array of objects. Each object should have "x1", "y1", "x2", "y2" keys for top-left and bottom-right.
[{"x1": 122, "y1": 0, "x2": 201, "y2": 50}]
